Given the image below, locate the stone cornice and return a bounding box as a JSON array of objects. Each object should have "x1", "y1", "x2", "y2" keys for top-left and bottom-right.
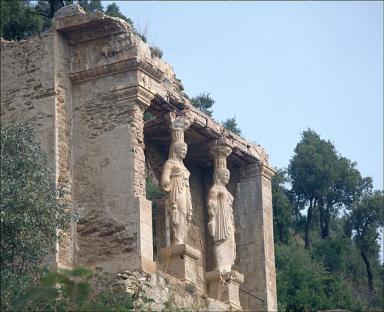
[
  {"x1": 54, "y1": 11, "x2": 131, "y2": 45},
  {"x1": 69, "y1": 57, "x2": 164, "y2": 83}
]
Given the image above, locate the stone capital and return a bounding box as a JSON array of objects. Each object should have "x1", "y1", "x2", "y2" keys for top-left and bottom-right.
[
  {"x1": 208, "y1": 137, "x2": 233, "y2": 159},
  {"x1": 166, "y1": 112, "x2": 193, "y2": 143},
  {"x1": 239, "y1": 162, "x2": 275, "y2": 180}
]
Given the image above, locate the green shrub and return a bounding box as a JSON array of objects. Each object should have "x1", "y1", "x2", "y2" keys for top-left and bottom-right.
[
  {"x1": 1, "y1": 123, "x2": 71, "y2": 310},
  {"x1": 150, "y1": 46, "x2": 163, "y2": 59}
]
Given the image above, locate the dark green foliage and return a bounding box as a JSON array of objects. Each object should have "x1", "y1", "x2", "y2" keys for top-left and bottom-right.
[
  {"x1": 288, "y1": 129, "x2": 338, "y2": 248},
  {"x1": 288, "y1": 129, "x2": 366, "y2": 248},
  {"x1": 311, "y1": 236, "x2": 349, "y2": 273},
  {"x1": 1, "y1": 0, "x2": 43, "y2": 40},
  {"x1": 150, "y1": 46, "x2": 163, "y2": 59},
  {"x1": 104, "y1": 2, "x2": 133, "y2": 24},
  {"x1": 77, "y1": 0, "x2": 103, "y2": 13},
  {"x1": 146, "y1": 176, "x2": 163, "y2": 201},
  {"x1": 190, "y1": 92, "x2": 214, "y2": 117},
  {"x1": 276, "y1": 243, "x2": 354, "y2": 312},
  {"x1": 345, "y1": 191, "x2": 384, "y2": 293},
  {"x1": 277, "y1": 128, "x2": 383, "y2": 311},
  {"x1": 223, "y1": 116, "x2": 241, "y2": 136},
  {"x1": 2, "y1": 0, "x2": 132, "y2": 41},
  {"x1": 1, "y1": 123, "x2": 71, "y2": 310},
  {"x1": 272, "y1": 169, "x2": 294, "y2": 244}
]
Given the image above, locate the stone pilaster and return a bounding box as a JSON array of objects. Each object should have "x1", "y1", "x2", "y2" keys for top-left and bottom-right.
[
  {"x1": 236, "y1": 161, "x2": 277, "y2": 311},
  {"x1": 125, "y1": 89, "x2": 156, "y2": 273}
]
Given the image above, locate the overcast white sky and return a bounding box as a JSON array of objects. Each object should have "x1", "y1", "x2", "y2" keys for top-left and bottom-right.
[{"x1": 104, "y1": 1, "x2": 383, "y2": 190}]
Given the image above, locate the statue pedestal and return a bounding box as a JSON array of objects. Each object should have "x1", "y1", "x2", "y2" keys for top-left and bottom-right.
[
  {"x1": 205, "y1": 270, "x2": 244, "y2": 310},
  {"x1": 159, "y1": 244, "x2": 201, "y2": 286}
]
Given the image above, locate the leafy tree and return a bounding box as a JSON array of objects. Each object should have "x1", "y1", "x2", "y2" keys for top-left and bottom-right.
[
  {"x1": 345, "y1": 190, "x2": 384, "y2": 294},
  {"x1": 288, "y1": 129, "x2": 365, "y2": 247},
  {"x1": 319, "y1": 156, "x2": 368, "y2": 239},
  {"x1": 0, "y1": 0, "x2": 43, "y2": 41},
  {"x1": 104, "y1": 2, "x2": 133, "y2": 24},
  {"x1": 272, "y1": 169, "x2": 294, "y2": 244},
  {"x1": 77, "y1": 0, "x2": 103, "y2": 13},
  {"x1": 2, "y1": 1, "x2": 131, "y2": 40},
  {"x1": 190, "y1": 92, "x2": 214, "y2": 117},
  {"x1": 223, "y1": 116, "x2": 241, "y2": 136},
  {"x1": 288, "y1": 129, "x2": 338, "y2": 248},
  {"x1": 0, "y1": 123, "x2": 71, "y2": 309}
]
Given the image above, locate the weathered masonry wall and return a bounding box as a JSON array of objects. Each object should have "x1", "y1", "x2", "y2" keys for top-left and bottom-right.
[
  {"x1": 72, "y1": 71, "x2": 142, "y2": 271},
  {"x1": 1, "y1": 32, "x2": 56, "y2": 175},
  {"x1": 53, "y1": 29, "x2": 74, "y2": 268},
  {"x1": 1, "y1": 5, "x2": 278, "y2": 311}
]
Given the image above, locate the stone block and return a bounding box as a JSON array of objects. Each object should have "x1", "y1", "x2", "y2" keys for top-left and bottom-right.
[
  {"x1": 159, "y1": 244, "x2": 201, "y2": 287},
  {"x1": 205, "y1": 270, "x2": 244, "y2": 310}
]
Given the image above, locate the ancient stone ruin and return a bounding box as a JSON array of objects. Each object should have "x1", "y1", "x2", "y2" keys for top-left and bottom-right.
[{"x1": 1, "y1": 5, "x2": 277, "y2": 311}]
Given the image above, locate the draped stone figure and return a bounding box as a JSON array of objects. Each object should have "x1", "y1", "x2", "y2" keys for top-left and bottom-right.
[
  {"x1": 208, "y1": 167, "x2": 236, "y2": 272},
  {"x1": 161, "y1": 113, "x2": 192, "y2": 246}
]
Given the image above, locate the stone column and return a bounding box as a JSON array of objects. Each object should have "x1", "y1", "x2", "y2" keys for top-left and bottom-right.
[
  {"x1": 236, "y1": 162, "x2": 277, "y2": 311},
  {"x1": 125, "y1": 89, "x2": 156, "y2": 274}
]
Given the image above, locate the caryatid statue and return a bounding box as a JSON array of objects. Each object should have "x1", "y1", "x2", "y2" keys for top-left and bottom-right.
[
  {"x1": 161, "y1": 112, "x2": 193, "y2": 246},
  {"x1": 208, "y1": 141, "x2": 236, "y2": 272}
]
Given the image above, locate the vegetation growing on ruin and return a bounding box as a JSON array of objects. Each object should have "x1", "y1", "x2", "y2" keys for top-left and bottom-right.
[
  {"x1": 191, "y1": 92, "x2": 215, "y2": 117},
  {"x1": 0, "y1": 1, "x2": 164, "y2": 58},
  {"x1": 191, "y1": 92, "x2": 242, "y2": 136}
]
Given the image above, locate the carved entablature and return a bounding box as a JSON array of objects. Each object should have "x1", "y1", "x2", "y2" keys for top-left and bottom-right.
[
  {"x1": 111, "y1": 85, "x2": 155, "y2": 108},
  {"x1": 70, "y1": 56, "x2": 164, "y2": 84},
  {"x1": 239, "y1": 162, "x2": 275, "y2": 180},
  {"x1": 69, "y1": 32, "x2": 136, "y2": 74}
]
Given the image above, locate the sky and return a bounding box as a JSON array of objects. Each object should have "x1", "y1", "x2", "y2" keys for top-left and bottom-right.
[{"x1": 103, "y1": 1, "x2": 383, "y2": 190}]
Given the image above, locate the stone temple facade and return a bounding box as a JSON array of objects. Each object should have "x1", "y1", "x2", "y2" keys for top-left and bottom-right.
[{"x1": 1, "y1": 5, "x2": 277, "y2": 311}]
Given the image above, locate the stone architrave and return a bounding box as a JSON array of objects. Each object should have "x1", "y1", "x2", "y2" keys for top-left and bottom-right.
[
  {"x1": 205, "y1": 138, "x2": 244, "y2": 310},
  {"x1": 160, "y1": 112, "x2": 193, "y2": 246}
]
